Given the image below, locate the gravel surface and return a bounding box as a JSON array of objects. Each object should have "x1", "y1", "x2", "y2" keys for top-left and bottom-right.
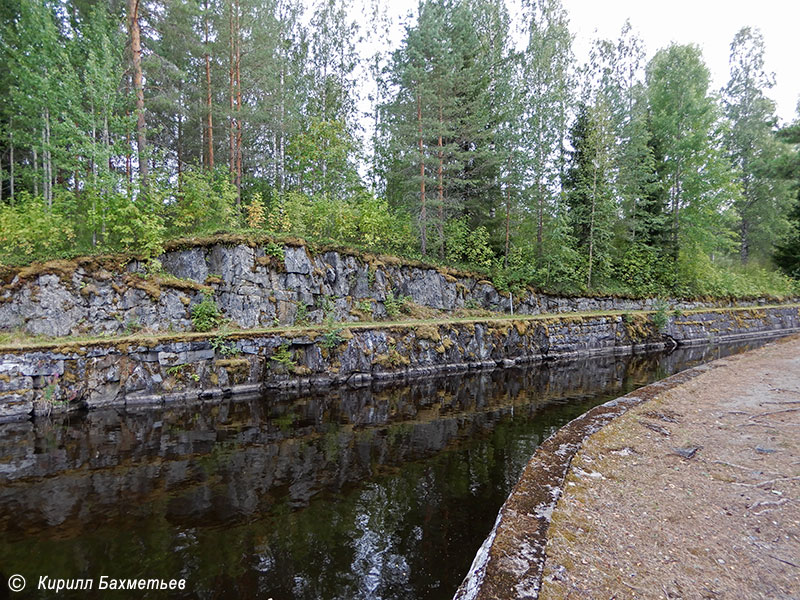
[{"x1": 540, "y1": 335, "x2": 800, "y2": 600}]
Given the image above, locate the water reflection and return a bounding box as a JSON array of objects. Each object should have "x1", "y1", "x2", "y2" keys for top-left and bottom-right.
[{"x1": 0, "y1": 340, "x2": 766, "y2": 599}]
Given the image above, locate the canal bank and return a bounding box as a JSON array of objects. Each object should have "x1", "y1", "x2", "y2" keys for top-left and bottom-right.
[
  {"x1": 1, "y1": 305, "x2": 800, "y2": 421},
  {"x1": 455, "y1": 334, "x2": 800, "y2": 600},
  {"x1": 0, "y1": 339, "x2": 776, "y2": 599}
]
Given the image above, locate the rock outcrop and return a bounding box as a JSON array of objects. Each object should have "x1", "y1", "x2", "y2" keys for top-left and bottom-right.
[
  {"x1": 1, "y1": 305, "x2": 798, "y2": 422},
  {"x1": 0, "y1": 239, "x2": 782, "y2": 337}
]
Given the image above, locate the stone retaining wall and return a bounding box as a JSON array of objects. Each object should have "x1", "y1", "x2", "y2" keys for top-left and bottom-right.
[
  {"x1": 0, "y1": 240, "x2": 787, "y2": 337},
  {"x1": 1, "y1": 305, "x2": 798, "y2": 422}
]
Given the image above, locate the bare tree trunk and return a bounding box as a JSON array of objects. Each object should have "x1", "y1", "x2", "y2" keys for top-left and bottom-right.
[
  {"x1": 588, "y1": 164, "x2": 597, "y2": 290},
  {"x1": 177, "y1": 105, "x2": 183, "y2": 193},
  {"x1": 671, "y1": 161, "x2": 681, "y2": 259},
  {"x1": 204, "y1": 0, "x2": 214, "y2": 171},
  {"x1": 228, "y1": 0, "x2": 235, "y2": 184},
  {"x1": 504, "y1": 185, "x2": 511, "y2": 269},
  {"x1": 417, "y1": 88, "x2": 426, "y2": 256},
  {"x1": 437, "y1": 98, "x2": 444, "y2": 260},
  {"x1": 128, "y1": 0, "x2": 148, "y2": 188},
  {"x1": 234, "y1": 0, "x2": 242, "y2": 207},
  {"x1": 279, "y1": 65, "x2": 285, "y2": 192},
  {"x1": 45, "y1": 108, "x2": 52, "y2": 208},
  {"x1": 740, "y1": 219, "x2": 750, "y2": 263},
  {"x1": 9, "y1": 123, "x2": 14, "y2": 203},
  {"x1": 33, "y1": 146, "x2": 38, "y2": 198},
  {"x1": 537, "y1": 182, "x2": 544, "y2": 251}
]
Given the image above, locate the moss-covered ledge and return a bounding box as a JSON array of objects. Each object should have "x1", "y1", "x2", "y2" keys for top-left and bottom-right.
[{"x1": 0, "y1": 305, "x2": 798, "y2": 423}]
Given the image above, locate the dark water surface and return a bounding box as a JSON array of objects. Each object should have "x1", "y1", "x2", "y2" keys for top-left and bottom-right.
[{"x1": 0, "y1": 340, "x2": 769, "y2": 599}]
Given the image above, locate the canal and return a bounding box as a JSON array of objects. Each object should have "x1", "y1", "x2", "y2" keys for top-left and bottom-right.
[{"x1": 0, "y1": 339, "x2": 770, "y2": 599}]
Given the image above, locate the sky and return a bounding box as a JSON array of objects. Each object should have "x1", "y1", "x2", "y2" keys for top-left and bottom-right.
[{"x1": 562, "y1": 0, "x2": 799, "y2": 124}]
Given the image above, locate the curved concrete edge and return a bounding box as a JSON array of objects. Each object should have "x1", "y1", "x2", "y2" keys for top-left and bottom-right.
[{"x1": 452, "y1": 348, "x2": 746, "y2": 600}]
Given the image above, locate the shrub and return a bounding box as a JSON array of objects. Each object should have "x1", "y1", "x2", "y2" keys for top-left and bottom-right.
[
  {"x1": 191, "y1": 294, "x2": 223, "y2": 332},
  {"x1": 384, "y1": 291, "x2": 410, "y2": 319}
]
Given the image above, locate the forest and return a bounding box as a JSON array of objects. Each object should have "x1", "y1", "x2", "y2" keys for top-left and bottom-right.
[{"x1": 1, "y1": 0, "x2": 800, "y2": 299}]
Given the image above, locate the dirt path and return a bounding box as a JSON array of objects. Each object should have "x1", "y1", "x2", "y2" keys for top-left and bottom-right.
[{"x1": 540, "y1": 335, "x2": 800, "y2": 600}]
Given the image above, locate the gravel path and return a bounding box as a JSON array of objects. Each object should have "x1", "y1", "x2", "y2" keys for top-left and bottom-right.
[{"x1": 540, "y1": 335, "x2": 800, "y2": 600}]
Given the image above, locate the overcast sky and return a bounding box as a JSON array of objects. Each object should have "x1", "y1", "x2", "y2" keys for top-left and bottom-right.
[
  {"x1": 562, "y1": 0, "x2": 799, "y2": 124},
  {"x1": 367, "y1": 0, "x2": 799, "y2": 125}
]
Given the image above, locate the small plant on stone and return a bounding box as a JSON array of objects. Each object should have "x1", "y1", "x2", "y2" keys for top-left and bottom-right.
[
  {"x1": 295, "y1": 302, "x2": 310, "y2": 326},
  {"x1": 320, "y1": 295, "x2": 334, "y2": 315},
  {"x1": 270, "y1": 344, "x2": 296, "y2": 372},
  {"x1": 384, "y1": 291, "x2": 409, "y2": 319},
  {"x1": 264, "y1": 241, "x2": 285, "y2": 260},
  {"x1": 145, "y1": 258, "x2": 166, "y2": 277},
  {"x1": 652, "y1": 299, "x2": 670, "y2": 332},
  {"x1": 191, "y1": 293, "x2": 222, "y2": 332},
  {"x1": 464, "y1": 298, "x2": 481, "y2": 310},
  {"x1": 42, "y1": 374, "x2": 66, "y2": 406},
  {"x1": 321, "y1": 316, "x2": 344, "y2": 350},
  {"x1": 166, "y1": 364, "x2": 200, "y2": 383},
  {"x1": 357, "y1": 299, "x2": 373, "y2": 313},
  {"x1": 211, "y1": 328, "x2": 240, "y2": 356},
  {"x1": 124, "y1": 317, "x2": 143, "y2": 335}
]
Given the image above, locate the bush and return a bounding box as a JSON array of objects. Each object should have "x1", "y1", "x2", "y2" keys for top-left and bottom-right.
[
  {"x1": 164, "y1": 167, "x2": 238, "y2": 236},
  {"x1": 191, "y1": 294, "x2": 223, "y2": 332},
  {"x1": 0, "y1": 192, "x2": 75, "y2": 263}
]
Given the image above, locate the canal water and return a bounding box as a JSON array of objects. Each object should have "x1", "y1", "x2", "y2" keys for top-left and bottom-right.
[{"x1": 0, "y1": 340, "x2": 769, "y2": 599}]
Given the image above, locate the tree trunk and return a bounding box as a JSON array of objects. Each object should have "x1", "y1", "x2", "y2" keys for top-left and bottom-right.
[
  {"x1": 228, "y1": 0, "x2": 235, "y2": 183},
  {"x1": 177, "y1": 105, "x2": 183, "y2": 193},
  {"x1": 504, "y1": 185, "x2": 511, "y2": 269},
  {"x1": 128, "y1": 0, "x2": 148, "y2": 188},
  {"x1": 279, "y1": 65, "x2": 286, "y2": 192},
  {"x1": 417, "y1": 88, "x2": 427, "y2": 256},
  {"x1": 234, "y1": 0, "x2": 242, "y2": 206},
  {"x1": 45, "y1": 108, "x2": 52, "y2": 208},
  {"x1": 671, "y1": 161, "x2": 681, "y2": 259},
  {"x1": 437, "y1": 98, "x2": 444, "y2": 260},
  {"x1": 740, "y1": 219, "x2": 750, "y2": 263},
  {"x1": 204, "y1": 0, "x2": 214, "y2": 171},
  {"x1": 33, "y1": 146, "x2": 38, "y2": 198},
  {"x1": 588, "y1": 164, "x2": 597, "y2": 290},
  {"x1": 9, "y1": 123, "x2": 13, "y2": 203}
]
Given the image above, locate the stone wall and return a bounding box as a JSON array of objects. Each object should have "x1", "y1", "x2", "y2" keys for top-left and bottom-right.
[
  {"x1": 0, "y1": 240, "x2": 785, "y2": 337},
  {"x1": 1, "y1": 305, "x2": 798, "y2": 422}
]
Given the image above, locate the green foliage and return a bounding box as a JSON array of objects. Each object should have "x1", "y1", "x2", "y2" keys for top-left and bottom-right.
[
  {"x1": 246, "y1": 193, "x2": 267, "y2": 229},
  {"x1": 0, "y1": 193, "x2": 75, "y2": 263},
  {"x1": 210, "y1": 329, "x2": 240, "y2": 357},
  {"x1": 166, "y1": 364, "x2": 199, "y2": 383},
  {"x1": 384, "y1": 291, "x2": 410, "y2": 319},
  {"x1": 95, "y1": 192, "x2": 165, "y2": 258},
  {"x1": 266, "y1": 189, "x2": 412, "y2": 255},
  {"x1": 445, "y1": 217, "x2": 495, "y2": 270},
  {"x1": 164, "y1": 168, "x2": 239, "y2": 236},
  {"x1": 615, "y1": 244, "x2": 671, "y2": 296},
  {"x1": 676, "y1": 246, "x2": 798, "y2": 298},
  {"x1": 191, "y1": 294, "x2": 223, "y2": 332},
  {"x1": 270, "y1": 344, "x2": 296, "y2": 372},
  {"x1": 263, "y1": 241, "x2": 285, "y2": 260},
  {"x1": 0, "y1": 0, "x2": 796, "y2": 304},
  {"x1": 321, "y1": 317, "x2": 344, "y2": 350},
  {"x1": 651, "y1": 299, "x2": 670, "y2": 332},
  {"x1": 295, "y1": 302, "x2": 310, "y2": 326}
]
